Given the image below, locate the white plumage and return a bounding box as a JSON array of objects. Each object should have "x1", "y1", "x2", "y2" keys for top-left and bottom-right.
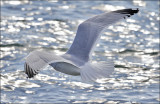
[{"x1": 25, "y1": 8, "x2": 139, "y2": 81}]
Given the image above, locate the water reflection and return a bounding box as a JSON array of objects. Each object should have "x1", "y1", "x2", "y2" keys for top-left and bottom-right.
[{"x1": 1, "y1": 0, "x2": 159, "y2": 103}]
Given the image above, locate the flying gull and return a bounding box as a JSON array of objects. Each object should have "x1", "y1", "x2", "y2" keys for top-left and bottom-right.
[{"x1": 24, "y1": 8, "x2": 139, "y2": 81}]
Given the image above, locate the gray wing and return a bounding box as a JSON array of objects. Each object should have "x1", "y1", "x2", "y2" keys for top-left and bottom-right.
[
  {"x1": 24, "y1": 51, "x2": 68, "y2": 78},
  {"x1": 67, "y1": 8, "x2": 139, "y2": 61}
]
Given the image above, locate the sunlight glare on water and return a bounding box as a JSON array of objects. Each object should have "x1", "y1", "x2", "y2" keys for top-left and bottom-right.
[{"x1": 1, "y1": 0, "x2": 159, "y2": 103}]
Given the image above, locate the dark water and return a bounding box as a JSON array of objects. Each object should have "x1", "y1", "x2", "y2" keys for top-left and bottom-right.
[{"x1": 1, "y1": 0, "x2": 159, "y2": 103}]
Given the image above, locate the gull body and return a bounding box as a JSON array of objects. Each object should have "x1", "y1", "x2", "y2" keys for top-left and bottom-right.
[{"x1": 24, "y1": 8, "x2": 139, "y2": 81}]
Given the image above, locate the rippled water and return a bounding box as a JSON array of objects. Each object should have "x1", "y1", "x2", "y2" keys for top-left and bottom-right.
[{"x1": 1, "y1": 0, "x2": 159, "y2": 103}]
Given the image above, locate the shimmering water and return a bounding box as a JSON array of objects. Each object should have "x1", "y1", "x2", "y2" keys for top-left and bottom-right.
[{"x1": 1, "y1": 0, "x2": 159, "y2": 103}]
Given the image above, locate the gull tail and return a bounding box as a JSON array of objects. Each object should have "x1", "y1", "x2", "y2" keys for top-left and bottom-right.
[{"x1": 80, "y1": 61, "x2": 114, "y2": 82}]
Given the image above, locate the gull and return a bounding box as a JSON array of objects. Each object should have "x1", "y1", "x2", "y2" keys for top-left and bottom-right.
[{"x1": 24, "y1": 8, "x2": 139, "y2": 81}]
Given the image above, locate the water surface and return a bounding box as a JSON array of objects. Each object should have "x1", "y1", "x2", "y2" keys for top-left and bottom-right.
[{"x1": 1, "y1": 0, "x2": 159, "y2": 103}]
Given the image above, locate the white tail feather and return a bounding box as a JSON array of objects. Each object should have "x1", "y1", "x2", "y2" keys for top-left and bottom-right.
[{"x1": 80, "y1": 61, "x2": 114, "y2": 82}]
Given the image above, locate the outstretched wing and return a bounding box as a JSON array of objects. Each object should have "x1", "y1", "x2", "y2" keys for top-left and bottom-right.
[
  {"x1": 67, "y1": 8, "x2": 139, "y2": 61},
  {"x1": 24, "y1": 51, "x2": 67, "y2": 78}
]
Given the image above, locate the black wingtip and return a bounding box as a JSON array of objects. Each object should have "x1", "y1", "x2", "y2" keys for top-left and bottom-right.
[
  {"x1": 113, "y1": 8, "x2": 139, "y2": 15},
  {"x1": 24, "y1": 62, "x2": 36, "y2": 78}
]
